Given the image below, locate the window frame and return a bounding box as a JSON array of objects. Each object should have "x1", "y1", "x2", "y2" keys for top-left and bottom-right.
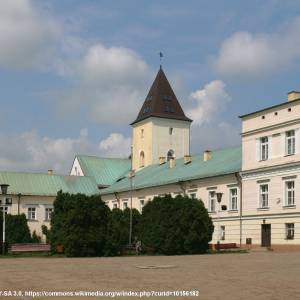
[
  {"x1": 208, "y1": 191, "x2": 216, "y2": 213},
  {"x1": 229, "y1": 188, "x2": 238, "y2": 211},
  {"x1": 27, "y1": 207, "x2": 37, "y2": 220},
  {"x1": 45, "y1": 207, "x2": 53, "y2": 221},
  {"x1": 285, "y1": 223, "x2": 295, "y2": 240},
  {"x1": 285, "y1": 130, "x2": 296, "y2": 156},
  {"x1": 285, "y1": 180, "x2": 295, "y2": 206},
  {"x1": 259, "y1": 184, "x2": 269, "y2": 209},
  {"x1": 260, "y1": 136, "x2": 269, "y2": 161}
]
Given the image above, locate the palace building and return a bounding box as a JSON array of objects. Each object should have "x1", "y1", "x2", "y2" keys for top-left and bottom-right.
[{"x1": 1, "y1": 67, "x2": 300, "y2": 250}]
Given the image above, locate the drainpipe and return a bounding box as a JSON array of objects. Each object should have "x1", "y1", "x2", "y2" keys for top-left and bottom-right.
[
  {"x1": 178, "y1": 181, "x2": 187, "y2": 196},
  {"x1": 235, "y1": 172, "x2": 243, "y2": 248},
  {"x1": 17, "y1": 193, "x2": 21, "y2": 215},
  {"x1": 114, "y1": 192, "x2": 120, "y2": 208}
]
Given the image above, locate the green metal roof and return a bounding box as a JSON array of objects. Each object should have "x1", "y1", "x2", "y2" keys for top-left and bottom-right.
[
  {"x1": 100, "y1": 146, "x2": 242, "y2": 195},
  {"x1": 76, "y1": 155, "x2": 131, "y2": 186},
  {"x1": 0, "y1": 171, "x2": 99, "y2": 196}
]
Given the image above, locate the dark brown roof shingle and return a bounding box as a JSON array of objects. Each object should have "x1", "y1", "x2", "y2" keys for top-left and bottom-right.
[{"x1": 131, "y1": 67, "x2": 192, "y2": 125}]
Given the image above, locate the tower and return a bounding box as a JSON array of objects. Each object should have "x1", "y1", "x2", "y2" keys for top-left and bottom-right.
[{"x1": 131, "y1": 67, "x2": 192, "y2": 170}]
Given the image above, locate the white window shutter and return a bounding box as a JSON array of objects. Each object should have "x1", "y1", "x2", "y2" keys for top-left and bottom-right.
[
  {"x1": 281, "y1": 133, "x2": 286, "y2": 156},
  {"x1": 256, "y1": 138, "x2": 260, "y2": 161},
  {"x1": 295, "y1": 129, "x2": 299, "y2": 154},
  {"x1": 268, "y1": 136, "x2": 272, "y2": 159}
]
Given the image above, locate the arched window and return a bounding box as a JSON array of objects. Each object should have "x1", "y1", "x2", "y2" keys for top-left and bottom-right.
[
  {"x1": 167, "y1": 149, "x2": 175, "y2": 161},
  {"x1": 139, "y1": 151, "x2": 145, "y2": 167}
]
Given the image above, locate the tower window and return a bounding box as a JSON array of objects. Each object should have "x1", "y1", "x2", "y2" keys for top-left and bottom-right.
[
  {"x1": 162, "y1": 95, "x2": 172, "y2": 101},
  {"x1": 167, "y1": 149, "x2": 175, "y2": 161},
  {"x1": 164, "y1": 105, "x2": 174, "y2": 113},
  {"x1": 169, "y1": 128, "x2": 173, "y2": 135},
  {"x1": 141, "y1": 129, "x2": 144, "y2": 138},
  {"x1": 143, "y1": 106, "x2": 150, "y2": 114},
  {"x1": 146, "y1": 95, "x2": 152, "y2": 101},
  {"x1": 139, "y1": 151, "x2": 145, "y2": 167}
]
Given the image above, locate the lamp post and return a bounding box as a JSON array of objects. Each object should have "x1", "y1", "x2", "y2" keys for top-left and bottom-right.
[
  {"x1": 128, "y1": 170, "x2": 135, "y2": 247},
  {"x1": 216, "y1": 192, "x2": 223, "y2": 250},
  {"x1": 0, "y1": 184, "x2": 10, "y2": 255}
]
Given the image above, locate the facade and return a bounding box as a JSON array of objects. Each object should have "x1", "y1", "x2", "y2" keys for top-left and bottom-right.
[{"x1": 1, "y1": 66, "x2": 300, "y2": 250}]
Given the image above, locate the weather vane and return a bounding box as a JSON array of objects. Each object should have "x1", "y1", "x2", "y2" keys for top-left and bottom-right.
[{"x1": 159, "y1": 52, "x2": 163, "y2": 68}]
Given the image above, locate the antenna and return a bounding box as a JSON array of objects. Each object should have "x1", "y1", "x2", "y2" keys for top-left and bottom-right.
[{"x1": 159, "y1": 52, "x2": 163, "y2": 68}]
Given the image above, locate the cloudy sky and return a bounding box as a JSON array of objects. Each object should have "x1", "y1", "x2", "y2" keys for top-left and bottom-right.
[{"x1": 1, "y1": 0, "x2": 300, "y2": 174}]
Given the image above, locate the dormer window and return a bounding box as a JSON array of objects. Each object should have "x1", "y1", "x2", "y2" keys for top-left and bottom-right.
[
  {"x1": 143, "y1": 106, "x2": 150, "y2": 114},
  {"x1": 162, "y1": 95, "x2": 172, "y2": 101}
]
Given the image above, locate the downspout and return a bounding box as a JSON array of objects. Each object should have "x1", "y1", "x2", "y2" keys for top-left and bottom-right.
[
  {"x1": 114, "y1": 192, "x2": 120, "y2": 208},
  {"x1": 17, "y1": 193, "x2": 21, "y2": 215},
  {"x1": 235, "y1": 172, "x2": 243, "y2": 248},
  {"x1": 178, "y1": 181, "x2": 187, "y2": 196}
]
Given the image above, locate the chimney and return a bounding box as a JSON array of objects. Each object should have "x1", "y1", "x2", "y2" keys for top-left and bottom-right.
[
  {"x1": 159, "y1": 156, "x2": 166, "y2": 165},
  {"x1": 47, "y1": 169, "x2": 53, "y2": 175},
  {"x1": 288, "y1": 91, "x2": 300, "y2": 102},
  {"x1": 169, "y1": 157, "x2": 176, "y2": 168},
  {"x1": 184, "y1": 155, "x2": 192, "y2": 164},
  {"x1": 203, "y1": 150, "x2": 212, "y2": 162}
]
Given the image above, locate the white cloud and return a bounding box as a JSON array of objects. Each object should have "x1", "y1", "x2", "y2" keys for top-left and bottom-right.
[
  {"x1": 0, "y1": 0, "x2": 61, "y2": 69},
  {"x1": 0, "y1": 129, "x2": 131, "y2": 173},
  {"x1": 0, "y1": 129, "x2": 92, "y2": 174},
  {"x1": 99, "y1": 133, "x2": 131, "y2": 158},
  {"x1": 214, "y1": 17, "x2": 300, "y2": 78},
  {"x1": 59, "y1": 43, "x2": 153, "y2": 125},
  {"x1": 187, "y1": 80, "x2": 231, "y2": 126}
]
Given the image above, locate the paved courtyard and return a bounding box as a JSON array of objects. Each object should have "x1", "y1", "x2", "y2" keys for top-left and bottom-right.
[{"x1": 0, "y1": 252, "x2": 300, "y2": 300}]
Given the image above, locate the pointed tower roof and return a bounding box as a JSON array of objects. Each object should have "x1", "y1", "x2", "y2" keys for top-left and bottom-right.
[{"x1": 131, "y1": 67, "x2": 192, "y2": 125}]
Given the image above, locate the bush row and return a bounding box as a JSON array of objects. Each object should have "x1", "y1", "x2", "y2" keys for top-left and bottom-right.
[{"x1": 50, "y1": 192, "x2": 214, "y2": 257}]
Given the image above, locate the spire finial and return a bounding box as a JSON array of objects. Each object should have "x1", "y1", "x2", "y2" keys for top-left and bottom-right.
[{"x1": 159, "y1": 52, "x2": 163, "y2": 68}]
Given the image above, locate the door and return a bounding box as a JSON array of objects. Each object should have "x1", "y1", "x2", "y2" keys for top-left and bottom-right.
[{"x1": 261, "y1": 224, "x2": 271, "y2": 247}]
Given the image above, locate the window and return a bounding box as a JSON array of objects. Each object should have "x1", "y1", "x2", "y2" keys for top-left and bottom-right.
[
  {"x1": 190, "y1": 193, "x2": 196, "y2": 199},
  {"x1": 164, "y1": 105, "x2": 174, "y2": 113},
  {"x1": 139, "y1": 199, "x2": 145, "y2": 212},
  {"x1": 123, "y1": 202, "x2": 128, "y2": 209},
  {"x1": 260, "y1": 136, "x2": 269, "y2": 160},
  {"x1": 229, "y1": 188, "x2": 238, "y2": 210},
  {"x1": 0, "y1": 206, "x2": 8, "y2": 215},
  {"x1": 286, "y1": 223, "x2": 294, "y2": 240},
  {"x1": 208, "y1": 191, "x2": 216, "y2": 212},
  {"x1": 45, "y1": 207, "x2": 53, "y2": 221},
  {"x1": 220, "y1": 226, "x2": 225, "y2": 240},
  {"x1": 139, "y1": 151, "x2": 145, "y2": 167},
  {"x1": 113, "y1": 203, "x2": 118, "y2": 209},
  {"x1": 286, "y1": 130, "x2": 295, "y2": 155},
  {"x1": 162, "y1": 95, "x2": 172, "y2": 101},
  {"x1": 285, "y1": 181, "x2": 295, "y2": 206},
  {"x1": 169, "y1": 127, "x2": 173, "y2": 135},
  {"x1": 259, "y1": 184, "x2": 269, "y2": 208},
  {"x1": 141, "y1": 129, "x2": 144, "y2": 138},
  {"x1": 143, "y1": 106, "x2": 150, "y2": 114},
  {"x1": 167, "y1": 149, "x2": 174, "y2": 161},
  {"x1": 28, "y1": 207, "x2": 36, "y2": 220}
]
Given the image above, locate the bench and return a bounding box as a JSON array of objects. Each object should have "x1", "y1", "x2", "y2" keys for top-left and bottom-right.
[
  {"x1": 10, "y1": 243, "x2": 51, "y2": 254},
  {"x1": 215, "y1": 243, "x2": 237, "y2": 251}
]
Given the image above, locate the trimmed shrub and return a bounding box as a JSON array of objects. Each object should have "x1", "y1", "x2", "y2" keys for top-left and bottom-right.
[
  {"x1": 138, "y1": 194, "x2": 214, "y2": 255},
  {"x1": 50, "y1": 191, "x2": 110, "y2": 257},
  {"x1": 104, "y1": 207, "x2": 141, "y2": 256}
]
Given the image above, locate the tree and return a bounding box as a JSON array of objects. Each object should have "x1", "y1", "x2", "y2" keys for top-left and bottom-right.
[
  {"x1": 138, "y1": 194, "x2": 214, "y2": 255},
  {"x1": 50, "y1": 191, "x2": 110, "y2": 257},
  {"x1": 104, "y1": 207, "x2": 141, "y2": 256},
  {"x1": 0, "y1": 214, "x2": 31, "y2": 253}
]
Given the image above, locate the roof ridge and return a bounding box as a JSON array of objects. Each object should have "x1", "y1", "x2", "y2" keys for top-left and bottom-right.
[{"x1": 76, "y1": 154, "x2": 130, "y2": 161}]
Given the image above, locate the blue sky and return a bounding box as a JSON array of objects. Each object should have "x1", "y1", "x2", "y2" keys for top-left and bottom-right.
[{"x1": 1, "y1": 0, "x2": 300, "y2": 173}]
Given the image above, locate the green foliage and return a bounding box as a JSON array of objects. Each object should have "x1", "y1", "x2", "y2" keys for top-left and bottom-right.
[
  {"x1": 138, "y1": 195, "x2": 214, "y2": 255},
  {"x1": 50, "y1": 191, "x2": 110, "y2": 257},
  {"x1": 104, "y1": 207, "x2": 141, "y2": 256},
  {"x1": 31, "y1": 230, "x2": 41, "y2": 243},
  {"x1": 0, "y1": 213, "x2": 31, "y2": 246},
  {"x1": 41, "y1": 225, "x2": 50, "y2": 243}
]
